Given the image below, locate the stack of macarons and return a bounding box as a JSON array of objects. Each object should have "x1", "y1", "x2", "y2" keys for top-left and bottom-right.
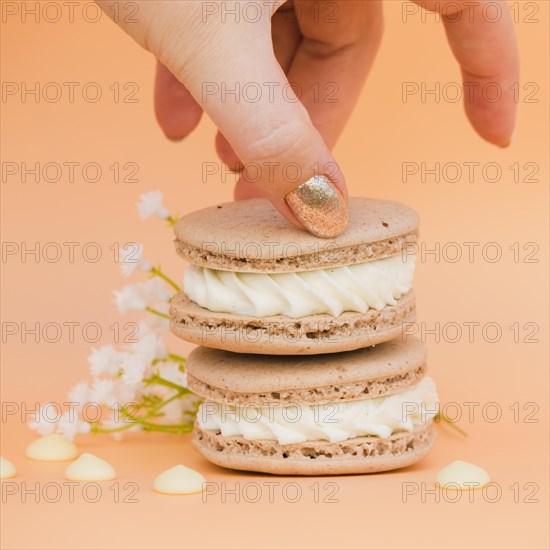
[{"x1": 170, "y1": 197, "x2": 439, "y2": 475}]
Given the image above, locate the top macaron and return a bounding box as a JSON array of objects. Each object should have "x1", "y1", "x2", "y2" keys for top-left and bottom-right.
[
  {"x1": 173, "y1": 197, "x2": 418, "y2": 273},
  {"x1": 170, "y1": 197, "x2": 419, "y2": 354}
]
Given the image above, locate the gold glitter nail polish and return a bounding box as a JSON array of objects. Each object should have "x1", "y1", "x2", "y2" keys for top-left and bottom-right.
[{"x1": 285, "y1": 175, "x2": 348, "y2": 238}]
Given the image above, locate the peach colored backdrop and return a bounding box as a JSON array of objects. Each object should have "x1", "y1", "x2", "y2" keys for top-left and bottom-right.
[{"x1": 1, "y1": 1, "x2": 548, "y2": 549}]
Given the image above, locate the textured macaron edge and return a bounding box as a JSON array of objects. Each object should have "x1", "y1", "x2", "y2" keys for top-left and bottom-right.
[
  {"x1": 174, "y1": 231, "x2": 417, "y2": 273},
  {"x1": 169, "y1": 291, "x2": 415, "y2": 355},
  {"x1": 187, "y1": 364, "x2": 426, "y2": 406},
  {"x1": 173, "y1": 197, "x2": 419, "y2": 273},
  {"x1": 185, "y1": 335, "x2": 428, "y2": 405},
  {"x1": 193, "y1": 423, "x2": 435, "y2": 475}
]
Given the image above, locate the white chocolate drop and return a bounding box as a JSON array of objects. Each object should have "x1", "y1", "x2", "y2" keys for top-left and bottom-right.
[
  {"x1": 436, "y1": 460, "x2": 490, "y2": 489},
  {"x1": 65, "y1": 453, "x2": 116, "y2": 481},
  {"x1": 0, "y1": 456, "x2": 17, "y2": 479},
  {"x1": 26, "y1": 434, "x2": 78, "y2": 462},
  {"x1": 153, "y1": 465, "x2": 205, "y2": 495}
]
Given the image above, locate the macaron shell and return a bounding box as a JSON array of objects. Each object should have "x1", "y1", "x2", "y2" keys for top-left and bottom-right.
[
  {"x1": 193, "y1": 423, "x2": 436, "y2": 476},
  {"x1": 173, "y1": 197, "x2": 418, "y2": 273},
  {"x1": 185, "y1": 336, "x2": 427, "y2": 405},
  {"x1": 170, "y1": 290, "x2": 415, "y2": 355}
]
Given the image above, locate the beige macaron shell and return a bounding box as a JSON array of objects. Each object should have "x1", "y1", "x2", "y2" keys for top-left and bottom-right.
[
  {"x1": 186, "y1": 336, "x2": 427, "y2": 405},
  {"x1": 193, "y1": 423, "x2": 436, "y2": 476},
  {"x1": 170, "y1": 289, "x2": 415, "y2": 355},
  {"x1": 173, "y1": 197, "x2": 418, "y2": 273}
]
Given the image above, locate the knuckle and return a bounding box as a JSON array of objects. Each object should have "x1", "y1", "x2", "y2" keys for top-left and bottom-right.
[{"x1": 240, "y1": 116, "x2": 314, "y2": 165}]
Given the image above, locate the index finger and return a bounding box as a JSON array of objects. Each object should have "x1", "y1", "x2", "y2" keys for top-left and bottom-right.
[{"x1": 413, "y1": 0, "x2": 519, "y2": 146}]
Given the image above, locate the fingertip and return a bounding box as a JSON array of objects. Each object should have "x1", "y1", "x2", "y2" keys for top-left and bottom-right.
[
  {"x1": 472, "y1": 126, "x2": 513, "y2": 149},
  {"x1": 506, "y1": 130, "x2": 514, "y2": 147},
  {"x1": 500, "y1": 128, "x2": 515, "y2": 148},
  {"x1": 154, "y1": 62, "x2": 203, "y2": 141},
  {"x1": 497, "y1": 137, "x2": 512, "y2": 149},
  {"x1": 473, "y1": 122, "x2": 515, "y2": 149},
  {"x1": 463, "y1": 91, "x2": 516, "y2": 149},
  {"x1": 165, "y1": 134, "x2": 186, "y2": 143}
]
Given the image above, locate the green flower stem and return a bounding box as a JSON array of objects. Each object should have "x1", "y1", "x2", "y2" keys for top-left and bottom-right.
[
  {"x1": 91, "y1": 422, "x2": 136, "y2": 435},
  {"x1": 113, "y1": 404, "x2": 192, "y2": 431},
  {"x1": 166, "y1": 215, "x2": 178, "y2": 227},
  {"x1": 92, "y1": 420, "x2": 193, "y2": 435},
  {"x1": 151, "y1": 353, "x2": 186, "y2": 368},
  {"x1": 167, "y1": 352, "x2": 186, "y2": 365},
  {"x1": 145, "y1": 306, "x2": 170, "y2": 319},
  {"x1": 150, "y1": 266, "x2": 181, "y2": 292},
  {"x1": 148, "y1": 390, "x2": 186, "y2": 415},
  {"x1": 118, "y1": 378, "x2": 192, "y2": 422},
  {"x1": 92, "y1": 391, "x2": 193, "y2": 435},
  {"x1": 145, "y1": 374, "x2": 190, "y2": 393},
  {"x1": 435, "y1": 412, "x2": 468, "y2": 437},
  {"x1": 139, "y1": 420, "x2": 193, "y2": 434}
]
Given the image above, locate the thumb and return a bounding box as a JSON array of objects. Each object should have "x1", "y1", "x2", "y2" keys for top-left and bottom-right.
[
  {"x1": 97, "y1": 0, "x2": 348, "y2": 237},
  {"x1": 170, "y1": 15, "x2": 348, "y2": 238}
]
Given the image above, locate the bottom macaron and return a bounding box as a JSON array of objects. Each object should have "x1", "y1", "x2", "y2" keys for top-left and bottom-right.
[
  {"x1": 193, "y1": 424, "x2": 435, "y2": 476},
  {"x1": 186, "y1": 338, "x2": 439, "y2": 476}
]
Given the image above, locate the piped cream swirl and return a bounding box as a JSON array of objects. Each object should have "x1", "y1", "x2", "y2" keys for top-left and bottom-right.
[
  {"x1": 183, "y1": 254, "x2": 414, "y2": 318},
  {"x1": 197, "y1": 377, "x2": 438, "y2": 445}
]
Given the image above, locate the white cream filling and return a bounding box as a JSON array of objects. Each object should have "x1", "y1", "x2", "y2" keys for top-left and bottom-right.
[
  {"x1": 197, "y1": 377, "x2": 438, "y2": 445},
  {"x1": 183, "y1": 254, "x2": 414, "y2": 318}
]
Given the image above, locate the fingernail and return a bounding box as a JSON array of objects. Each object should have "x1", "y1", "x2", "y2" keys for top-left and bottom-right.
[{"x1": 285, "y1": 175, "x2": 348, "y2": 238}]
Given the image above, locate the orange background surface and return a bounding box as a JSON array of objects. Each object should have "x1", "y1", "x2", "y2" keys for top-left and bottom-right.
[{"x1": 1, "y1": 1, "x2": 549, "y2": 549}]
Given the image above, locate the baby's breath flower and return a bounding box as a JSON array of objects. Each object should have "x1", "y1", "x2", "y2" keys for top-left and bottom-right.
[
  {"x1": 101, "y1": 417, "x2": 142, "y2": 441},
  {"x1": 119, "y1": 243, "x2": 153, "y2": 277},
  {"x1": 87, "y1": 345, "x2": 123, "y2": 377},
  {"x1": 120, "y1": 353, "x2": 149, "y2": 386},
  {"x1": 137, "y1": 191, "x2": 170, "y2": 221},
  {"x1": 113, "y1": 278, "x2": 172, "y2": 315},
  {"x1": 111, "y1": 377, "x2": 142, "y2": 406},
  {"x1": 157, "y1": 361, "x2": 187, "y2": 389},
  {"x1": 141, "y1": 277, "x2": 171, "y2": 303},
  {"x1": 57, "y1": 412, "x2": 91, "y2": 441},
  {"x1": 28, "y1": 403, "x2": 57, "y2": 436},
  {"x1": 127, "y1": 332, "x2": 167, "y2": 365},
  {"x1": 89, "y1": 378, "x2": 117, "y2": 406},
  {"x1": 113, "y1": 284, "x2": 147, "y2": 314},
  {"x1": 68, "y1": 381, "x2": 92, "y2": 410},
  {"x1": 30, "y1": 190, "x2": 198, "y2": 442},
  {"x1": 159, "y1": 399, "x2": 187, "y2": 424}
]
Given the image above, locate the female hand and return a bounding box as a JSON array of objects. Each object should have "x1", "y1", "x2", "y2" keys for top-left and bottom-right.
[{"x1": 98, "y1": 0, "x2": 518, "y2": 237}]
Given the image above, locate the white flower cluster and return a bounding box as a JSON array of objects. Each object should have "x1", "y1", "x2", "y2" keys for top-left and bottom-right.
[
  {"x1": 114, "y1": 278, "x2": 171, "y2": 317},
  {"x1": 119, "y1": 243, "x2": 153, "y2": 277},
  {"x1": 29, "y1": 192, "x2": 198, "y2": 441},
  {"x1": 137, "y1": 190, "x2": 172, "y2": 222}
]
